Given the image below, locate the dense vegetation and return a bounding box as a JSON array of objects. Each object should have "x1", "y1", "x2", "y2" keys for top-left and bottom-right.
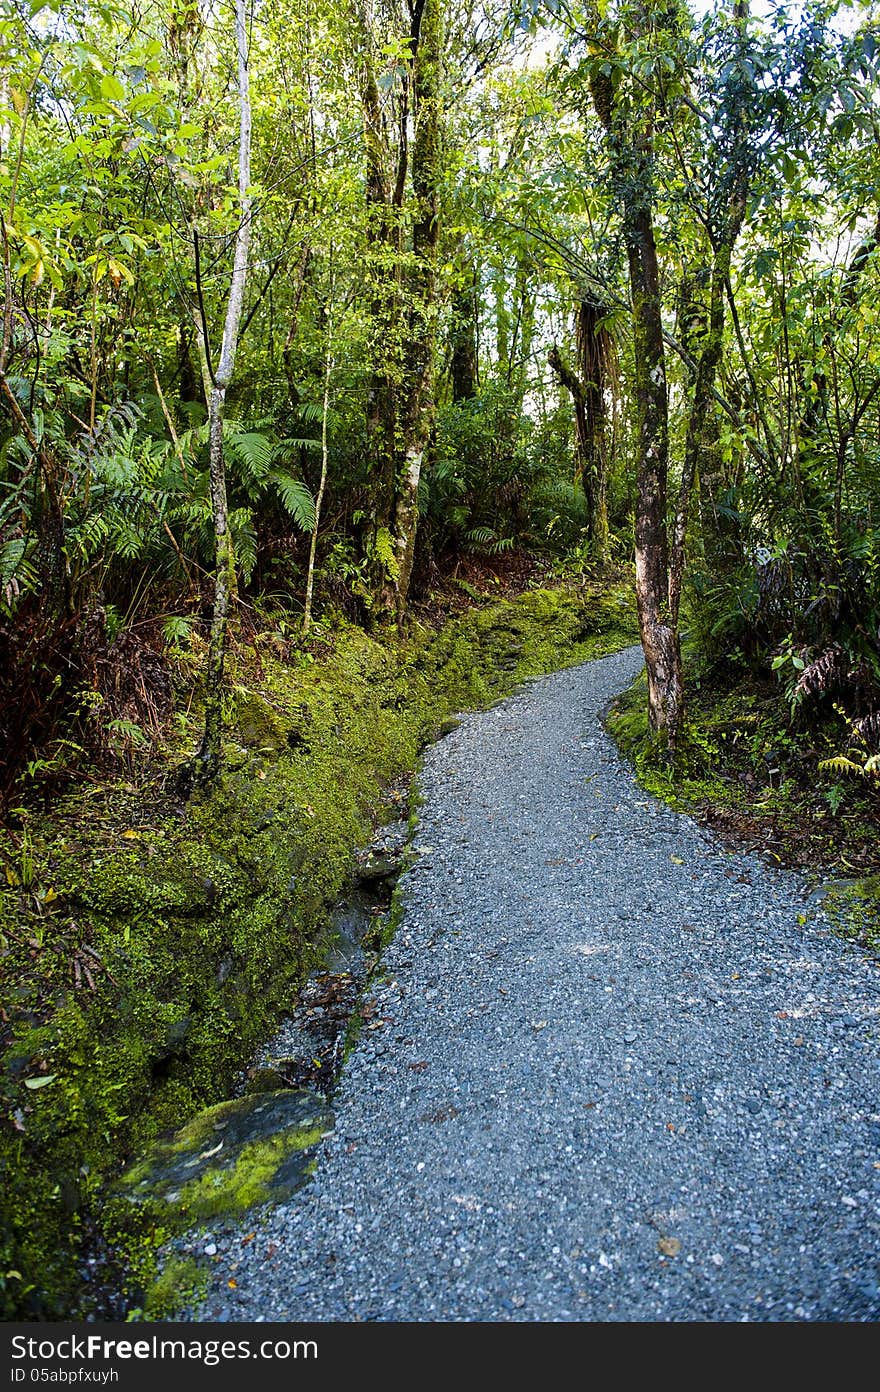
[{"x1": 1, "y1": 0, "x2": 879, "y2": 1316}]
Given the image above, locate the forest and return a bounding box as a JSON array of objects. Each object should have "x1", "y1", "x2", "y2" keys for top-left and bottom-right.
[{"x1": 1, "y1": 0, "x2": 879, "y2": 1320}]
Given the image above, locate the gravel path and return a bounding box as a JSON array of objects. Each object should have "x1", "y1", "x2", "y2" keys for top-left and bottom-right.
[{"x1": 198, "y1": 647, "x2": 880, "y2": 1322}]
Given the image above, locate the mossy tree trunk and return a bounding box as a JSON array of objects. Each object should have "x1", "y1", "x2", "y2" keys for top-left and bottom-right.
[
  {"x1": 589, "y1": 1, "x2": 683, "y2": 744},
  {"x1": 356, "y1": 0, "x2": 443, "y2": 622},
  {"x1": 548, "y1": 299, "x2": 613, "y2": 564}
]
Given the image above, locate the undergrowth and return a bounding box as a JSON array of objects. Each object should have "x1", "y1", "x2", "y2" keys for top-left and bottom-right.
[{"x1": 605, "y1": 656, "x2": 880, "y2": 946}]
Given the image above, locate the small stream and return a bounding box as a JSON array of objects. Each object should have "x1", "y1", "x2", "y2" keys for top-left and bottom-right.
[{"x1": 239, "y1": 776, "x2": 412, "y2": 1103}]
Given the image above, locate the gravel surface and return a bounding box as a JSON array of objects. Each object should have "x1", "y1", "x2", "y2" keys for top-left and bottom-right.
[{"x1": 196, "y1": 646, "x2": 880, "y2": 1322}]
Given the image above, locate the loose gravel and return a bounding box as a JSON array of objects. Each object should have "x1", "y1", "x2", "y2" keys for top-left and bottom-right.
[{"x1": 196, "y1": 646, "x2": 880, "y2": 1322}]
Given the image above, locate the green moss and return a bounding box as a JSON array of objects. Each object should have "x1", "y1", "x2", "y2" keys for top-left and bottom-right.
[
  {"x1": 823, "y1": 876, "x2": 880, "y2": 952},
  {"x1": 141, "y1": 1255, "x2": 209, "y2": 1321},
  {"x1": 0, "y1": 577, "x2": 638, "y2": 1318},
  {"x1": 174, "y1": 1126, "x2": 327, "y2": 1221},
  {"x1": 605, "y1": 658, "x2": 880, "y2": 890}
]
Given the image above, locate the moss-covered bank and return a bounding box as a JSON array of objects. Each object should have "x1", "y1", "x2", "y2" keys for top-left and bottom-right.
[
  {"x1": 605, "y1": 663, "x2": 880, "y2": 946},
  {"x1": 0, "y1": 582, "x2": 637, "y2": 1318}
]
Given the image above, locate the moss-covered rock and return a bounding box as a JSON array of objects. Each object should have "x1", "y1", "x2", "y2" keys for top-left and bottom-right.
[{"x1": 115, "y1": 1090, "x2": 333, "y2": 1222}]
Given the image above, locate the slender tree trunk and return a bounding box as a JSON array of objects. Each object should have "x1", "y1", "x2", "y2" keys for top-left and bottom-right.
[
  {"x1": 625, "y1": 193, "x2": 683, "y2": 740},
  {"x1": 356, "y1": 1, "x2": 402, "y2": 606},
  {"x1": 494, "y1": 267, "x2": 509, "y2": 376},
  {"x1": 450, "y1": 259, "x2": 478, "y2": 402},
  {"x1": 589, "y1": 4, "x2": 682, "y2": 743},
  {"x1": 393, "y1": 0, "x2": 442, "y2": 621},
  {"x1": 303, "y1": 279, "x2": 334, "y2": 636},
  {"x1": 668, "y1": 0, "x2": 751, "y2": 627},
  {"x1": 195, "y1": 0, "x2": 251, "y2": 780}
]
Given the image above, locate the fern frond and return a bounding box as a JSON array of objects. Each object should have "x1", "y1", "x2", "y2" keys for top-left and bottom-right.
[
  {"x1": 819, "y1": 754, "x2": 874, "y2": 778},
  {"x1": 295, "y1": 401, "x2": 324, "y2": 424},
  {"x1": 226, "y1": 431, "x2": 274, "y2": 480},
  {"x1": 272, "y1": 437, "x2": 321, "y2": 458},
  {"x1": 268, "y1": 473, "x2": 316, "y2": 530}
]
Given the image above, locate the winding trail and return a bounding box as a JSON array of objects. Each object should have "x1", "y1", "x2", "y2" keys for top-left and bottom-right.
[{"x1": 199, "y1": 647, "x2": 880, "y2": 1322}]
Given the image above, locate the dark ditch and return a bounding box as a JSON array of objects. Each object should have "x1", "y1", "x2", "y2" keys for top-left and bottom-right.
[{"x1": 239, "y1": 777, "x2": 413, "y2": 1103}]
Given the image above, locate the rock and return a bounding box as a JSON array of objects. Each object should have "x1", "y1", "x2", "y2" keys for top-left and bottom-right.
[
  {"x1": 114, "y1": 1090, "x2": 334, "y2": 1223},
  {"x1": 437, "y1": 717, "x2": 462, "y2": 738},
  {"x1": 234, "y1": 691, "x2": 289, "y2": 754},
  {"x1": 243, "y1": 1066, "x2": 289, "y2": 1095},
  {"x1": 357, "y1": 851, "x2": 404, "y2": 882}
]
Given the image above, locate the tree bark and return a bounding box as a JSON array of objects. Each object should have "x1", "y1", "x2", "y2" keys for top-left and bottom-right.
[
  {"x1": 625, "y1": 191, "x2": 682, "y2": 740},
  {"x1": 303, "y1": 280, "x2": 334, "y2": 636},
  {"x1": 668, "y1": 0, "x2": 751, "y2": 627}
]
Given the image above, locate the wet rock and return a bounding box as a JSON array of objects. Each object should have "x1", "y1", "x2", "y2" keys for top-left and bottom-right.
[
  {"x1": 357, "y1": 851, "x2": 404, "y2": 882},
  {"x1": 115, "y1": 1090, "x2": 334, "y2": 1222},
  {"x1": 437, "y1": 717, "x2": 462, "y2": 738}
]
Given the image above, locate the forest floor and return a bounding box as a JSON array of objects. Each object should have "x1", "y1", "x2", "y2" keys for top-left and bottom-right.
[{"x1": 190, "y1": 645, "x2": 880, "y2": 1322}]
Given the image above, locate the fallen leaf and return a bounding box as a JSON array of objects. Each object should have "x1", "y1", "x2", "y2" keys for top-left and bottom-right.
[
  {"x1": 121, "y1": 829, "x2": 139, "y2": 840},
  {"x1": 793, "y1": 1036, "x2": 804, "y2": 1046},
  {"x1": 227, "y1": 1278, "x2": 237, "y2": 1289},
  {"x1": 671, "y1": 855, "x2": 685, "y2": 865},
  {"x1": 776, "y1": 1011, "x2": 788, "y2": 1019},
  {"x1": 241, "y1": 1233, "x2": 255, "y2": 1246},
  {"x1": 24, "y1": 1075, "x2": 56, "y2": 1090},
  {"x1": 657, "y1": 1237, "x2": 681, "y2": 1258}
]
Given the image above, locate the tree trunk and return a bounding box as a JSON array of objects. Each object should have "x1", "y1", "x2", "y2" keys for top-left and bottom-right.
[
  {"x1": 195, "y1": 0, "x2": 251, "y2": 781},
  {"x1": 668, "y1": 0, "x2": 751, "y2": 627},
  {"x1": 356, "y1": 2, "x2": 402, "y2": 610},
  {"x1": 547, "y1": 298, "x2": 612, "y2": 565},
  {"x1": 625, "y1": 194, "x2": 683, "y2": 741},
  {"x1": 393, "y1": 0, "x2": 442, "y2": 621},
  {"x1": 589, "y1": 4, "x2": 682, "y2": 743},
  {"x1": 450, "y1": 259, "x2": 478, "y2": 403},
  {"x1": 303, "y1": 283, "x2": 334, "y2": 636}
]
